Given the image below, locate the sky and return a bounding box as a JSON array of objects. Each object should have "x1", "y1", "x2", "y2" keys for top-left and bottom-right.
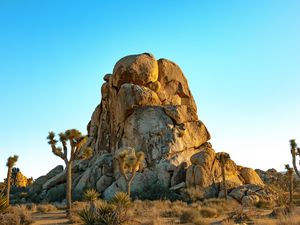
[{"x1": 0, "y1": 0, "x2": 300, "y2": 181}]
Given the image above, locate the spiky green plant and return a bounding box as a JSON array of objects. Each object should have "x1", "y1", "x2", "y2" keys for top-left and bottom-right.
[
  {"x1": 285, "y1": 164, "x2": 294, "y2": 205},
  {"x1": 290, "y1": 139, "x2": 300, "y2": 178},
  {"x1": 78, "y1": 206, "x2": 96, "y2": 225},
  {"x1": 216, "y1": 152, "x2": 231, "y2": 200},
  {"x1": 111, "y1": 192, "x2": 130, "y2": 209},
  {"x1": 116, "y1": 147, "x2": 144, "y2": 197},
  {"x1": 6, "y1": 155, "x2": 18, "y2": 205},
  {"x1": 79, "y1": 192, "x2": 130, "y2": 225},
  {"x1": 0, "y1": 193, "x2": 8, "y2": 214},
  {"x1": 47, "y1": 129, "x2": 93, "y2": 217},
  {"x1": 83, "y1": 189, "x2": 100, "y2": 202}
]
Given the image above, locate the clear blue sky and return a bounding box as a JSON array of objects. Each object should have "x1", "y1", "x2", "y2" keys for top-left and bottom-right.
[{"x1": 1, "y1": 1, "x2": 300, "y2": 181}]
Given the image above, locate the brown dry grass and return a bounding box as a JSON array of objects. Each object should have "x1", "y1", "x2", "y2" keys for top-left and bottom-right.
[
  {"x1": 0, "y1": 205, "x2": 33, "y2": 225},
  {"x1": 36, "y1": 203, "x2": 57, "y2": 213}
]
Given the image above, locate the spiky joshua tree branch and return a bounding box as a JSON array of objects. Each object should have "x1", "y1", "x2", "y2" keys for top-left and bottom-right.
[{"x1": 47, "y1": 129, "x2": 93, "y2": 217}]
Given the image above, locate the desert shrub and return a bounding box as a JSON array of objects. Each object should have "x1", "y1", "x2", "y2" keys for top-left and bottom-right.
[
  {"x1": 180, "y1": 208, "x2": 202, "y2": 223},
  {"x1": 276, "y1": 215, "x2": 300, "y2": 225},
  {"x1": 0, "y1": 205, "x2": 33, "y2": 225},
  {"x1": 201, "y1": 198, "x2": 239, "y2": 213},
  {"x1": 184, "y1": 187, "x2": 206, "y2": 202},
  {"x1": 36, "y1": 203, "x2": 57, "y2": 213},
  {"x1": 269, "y1": 205, "x2": 294, "y2": 218},
  {"x1": 132, "y1": 182, "x2": 181, "y2": 201},
  {"x1": 79, "y1": 192, "x2": 131, "y2": 225},
  {"x1": 228, "y1": 207, "x2": 252, "y2": 224},
  {"x1": 193, "y1": 218, "x2": 210, "y2": 225},
  {"x1": 221, "y1": 219, "x2": 235, "y2": 225},
  {"x1": 111, "y1": 192, "x2": 131, "y2": 208},
  {"x1": 83, "y1": 189, "x2": 100, "y2": 202},
  {"x1": 25, "y1": 203, "x2": 37, "y2": 212},
  {"x1": 199, "y1": 206, "x2": 218, "y2": 218},
  {"x1": 0, "y1": 213, "x2": 21, "y2": 225},
  {"x1": 256, "y1": 199, "x2": 276, "y2": 209}
]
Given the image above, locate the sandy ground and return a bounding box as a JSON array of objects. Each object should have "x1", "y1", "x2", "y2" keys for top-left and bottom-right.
[{"x1": 32, "y1": 210, "x2": 71, "y2": 225}]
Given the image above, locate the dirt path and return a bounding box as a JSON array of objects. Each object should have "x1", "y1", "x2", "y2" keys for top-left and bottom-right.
[{"x1": 32, "y1": 210, "x2": 71, "y2": 225}]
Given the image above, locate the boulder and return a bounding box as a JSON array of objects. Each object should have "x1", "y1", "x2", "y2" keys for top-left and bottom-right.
[
  {"x1": 240, "y1": 167, "x2": 264, "y2": 186},
  {"x1": 112, "y1": 53, "x2": 158, "y2": 88},
  {"x1": 96, "y1": 175, "x2": 113, "y2": 193},
  {"x1": 242, "y1": 195, "x2": 260, "y2": 206}
]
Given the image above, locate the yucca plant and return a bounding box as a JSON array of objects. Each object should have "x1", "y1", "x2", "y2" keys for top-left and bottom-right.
[
  {"x1": 78, "y1": 206, "x2": 96, "y2": 225},
  {"x1": 111, "y1": 192, "x2": 131, "y2": 209},
  {"x1": 78, "y1": 192, "x2": 131, "y2": 225},
  {"x1": 84, "y1": 189, "x2": 100, "y2": 202},
  {"x1": 84, "y1": 188, "x2": 100, "y2": 214},
  {"x1": 116, "y1": 147, "x2": 144, "y2": 197},
  {"x1": 216, "y1": 152, "x2": 231, "y2": 200},
  {"x1": 47, "y1": 129, "x2": 93, "y2": 217},
  {"x1": 0, "y1": 193, "x2": 8, "y2": 214}
]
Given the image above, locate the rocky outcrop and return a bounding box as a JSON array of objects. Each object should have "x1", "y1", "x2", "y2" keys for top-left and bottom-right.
[{"x1": 30, "y1": 53, "x2": 267, "y2": 201}]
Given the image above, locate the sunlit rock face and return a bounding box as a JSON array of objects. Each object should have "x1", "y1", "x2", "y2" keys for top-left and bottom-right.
[{"x1": 30, "y1": 53, "x2": 265, "y2": 201}]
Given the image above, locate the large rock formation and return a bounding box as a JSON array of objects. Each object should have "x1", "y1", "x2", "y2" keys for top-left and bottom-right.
[{"x1": 30, "y1": 53, "x2": 265, "y2": 201}]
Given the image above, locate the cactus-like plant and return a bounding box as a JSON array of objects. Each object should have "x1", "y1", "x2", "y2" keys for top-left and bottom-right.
[
  {"x1": 290, "y1": 139, "x2": 300, "y2": 178},
  {"x1": 6, "y1": 155, "x2": 18, "y2": 205},
  {"x1": 116, "y1": 147, "x2": 144, "y2": 197},
  {"x1": 216, "y1": 152, "x2": 231, "y2": 200},
  {"x1": 47, "y1": 129, "x2": 93, "y2": 217},
  {"x1": 285, "y1": 164, "x2": 294, "y2": 205}
]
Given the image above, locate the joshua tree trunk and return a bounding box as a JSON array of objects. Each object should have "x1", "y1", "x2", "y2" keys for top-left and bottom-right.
[
  {"x1": 6, "y1": 168, "x2": 11, "y2": 205},
  {"x1": 292, "y1": 153, "x2": 300, "y2": 178},
  {"x1": 66, "y1": 161, "x2": 72, "y2": 216},
  {"x1": 221, "y1": 161, "x2": 227, "y2": 200},
  {"x1": 289, "y1": 173, "x2": 293, "y2": 205},
  {"x1": 126, "y1": 175, "x2": 135, "y2": 197}
]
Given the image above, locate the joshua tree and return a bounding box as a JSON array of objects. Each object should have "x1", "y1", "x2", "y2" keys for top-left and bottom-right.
[
  {"x1": 285, "y1": 164, "x2": 294, "y2": 205},
  {"x1": 6, "y1": 155, "x2": 18, "y2": 205},
  {"x1": 116, "y1": 147, "x2": 145, "y2": 197},
  {"x1": 216, "y1": 152, "x2": 231, "y2": 200},
  {"x1": 47, "y1": 129, "x2": 93, "y2": 216},
  {"x1": 290, "y1": 139, "x2": 300, "y2": 178}
]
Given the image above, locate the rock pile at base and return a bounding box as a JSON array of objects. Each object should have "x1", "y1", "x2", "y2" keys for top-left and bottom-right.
[{"x1": 30, "y1": 53, "x2": 270, "y2": 202}]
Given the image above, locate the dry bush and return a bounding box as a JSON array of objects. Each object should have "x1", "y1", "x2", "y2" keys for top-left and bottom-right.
[
  {"x1": 256, "y1": 199, "x2": 276, "y2": 209},
  {"x1": 160, "y1": 200, "x2": 188, "y2": 218},
  {"x1": 193, "y1": 218, "x2": 210, "y2": 225},
  {"x1": 0, "y1": 213, "x2": 21, "y2": 225},
  {"x1": 25, "y1": 203, "x2": 37, "y2": 212},
  {"x1": 201, "y1": 198, "x2": 239, "y2": 213},
  {"x1": 276, "y1": 215, "x2": 300, "y2": 225},
  {"x1": 141, "y1": 217, "x2": 176, "y2": 225},
  {"x1": 0, "y1": 205, "x2": 33, "y2": 225},
  {"x1": 180, "y1": 208, "x2": 202, "y2": 223},
  {"x1": 36, "y1": 203, "x2": 57, "y2": 213},
  {"x1": 221, "y1": 219, "x2": 236, "y2": 225},
  {"x1": 185, "y1": 187, "x2": 205, "y2": 202},
  {"x1": 199, "y1": 206, "x2": 218, "y2": 218}
]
